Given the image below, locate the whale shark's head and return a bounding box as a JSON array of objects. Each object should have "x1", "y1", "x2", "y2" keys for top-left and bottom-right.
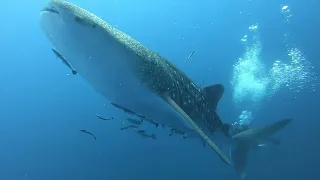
[
  {"x1": 40, "y1": 1, "x2": 77, "y2": 34},
  {"x1": 39, "y1": 0, "x2": 101, "y2": 53},
  {"x1": 39, "y1": 0, "x2": 141, "y2": 100},
  {"x1": 40, "y1": 0, "x2": 98, "y2": 34}
]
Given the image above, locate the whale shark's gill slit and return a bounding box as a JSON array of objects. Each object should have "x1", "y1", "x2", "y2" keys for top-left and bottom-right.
[
  {"x1": 162, "y1": 94, "x2": 231, "y2": 165},
  {"x1": 74, "y1": 16, "x2": 96, "y2": 28}
]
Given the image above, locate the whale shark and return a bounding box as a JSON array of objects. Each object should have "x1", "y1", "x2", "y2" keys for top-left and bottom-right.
[
  {"x1": 230, "y1": 118, "x2": 293, "y2": 178},
  {"x1": 39, "y1": 0, "x2": 232, "y2": 164}
]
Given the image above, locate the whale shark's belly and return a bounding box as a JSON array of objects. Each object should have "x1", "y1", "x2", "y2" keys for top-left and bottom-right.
[{"x1": 39, "y1": 10, "x2": 192, "y2": 132}]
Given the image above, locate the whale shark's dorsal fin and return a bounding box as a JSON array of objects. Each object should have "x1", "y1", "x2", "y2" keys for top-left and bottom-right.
[{"x1": 202, "y1": 84, "x2": 224, "y2": 110}]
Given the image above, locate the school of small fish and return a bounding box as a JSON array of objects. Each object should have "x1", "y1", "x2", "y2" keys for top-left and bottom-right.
[
  {"x1": 51, "y1": 48, "x2": 194, "y2": 141},
  {"x1": 85, "y1": 102, "x2": 189, "y2": 141}
]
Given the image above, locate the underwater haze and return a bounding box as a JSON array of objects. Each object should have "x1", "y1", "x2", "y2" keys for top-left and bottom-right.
[{"x1": 1, "y1": 0, "x2": 320, "y2": 180}]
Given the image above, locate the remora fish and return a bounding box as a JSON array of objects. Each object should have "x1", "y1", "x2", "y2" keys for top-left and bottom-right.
[
  {"x1": 139, "y1": 116, "x2": 159, "y2": 127},
  {"x1": 169, "y1": 128, "x2": 186, "y2": 137},
  {"x1": 126, "y1": 118, "x2": 142, "y2": 125},
  {"x1": 230, "y1": 118, "x2": 293, "y2": 179},
  {"x1": 39, "y1": 0, "x2": 231, "y2": 164},
  {"x1": 79, "y1": 129, "x2": 96, "y2": 140},
  {"x1": 136, "y1": 130, "x2": 156, "y2": 140},
  {"x1": 185, "y1": 50, "x2": 195, "y2": 63},
  {"x1": 111, "y1": 102, "x2": 138, "y2": 116},
  {"x1": 52, "y1": 49, "x2": 77, "y2": 75},
  {"x1": 96, "y1": 114, "x2": 113, "y2": 120},
  {"x1": 120, "y1": 125, "x2": 139, "y2": 131}
]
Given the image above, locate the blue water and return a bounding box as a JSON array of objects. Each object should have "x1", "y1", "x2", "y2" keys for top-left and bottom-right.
[{"x1": 1, "y1": 0, "x2": 319, "y2": 179}]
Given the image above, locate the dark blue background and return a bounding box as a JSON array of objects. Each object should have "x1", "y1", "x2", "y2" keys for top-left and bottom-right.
[{"x1": 0, "y1": 0, "x2": 319, "y2": 179}]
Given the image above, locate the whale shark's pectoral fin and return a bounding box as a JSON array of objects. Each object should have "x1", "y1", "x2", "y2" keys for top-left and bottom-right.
[
  {"x1": 162, "y1": 94, "x2": 231, "y2": 165},
  {"x1": 202, "y1": 84, "x2": 224, "y2": 110},
  {"x1": 232, "y1": 143, "x2": 251, "y2": 179}
]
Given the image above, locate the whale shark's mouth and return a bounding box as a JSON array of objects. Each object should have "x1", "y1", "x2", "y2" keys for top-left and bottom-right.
[{"x1": 41, "y1": 7, "x2": 59, "y2": 14}]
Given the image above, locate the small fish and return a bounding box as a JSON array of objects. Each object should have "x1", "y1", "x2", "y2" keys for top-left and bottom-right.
[
  {"x1": 52, "y1": 49, "x2": 77, "y2": 75},
  {"x1": 110, "y1": 102, "x2": 137, "y2": 115},
  {"x1": 169, "y1": 128, "x2": 188, "y2": 139},
  {"x1": 96, "y1": 114, "x2": 113, "y2": 120},
  {"x1": 139, "y1": 115, "x2": 159, "y2": 127},
  {"x1": 136, "y1": 130, "x2": 156, "y2": 140},
  {"x1": 126, "y1": 118, "x2": 142, "y2": 125},
  {"x1": 79, "y1": 129, "x2": 96, "y2": 140},
  {"x1": 185, "y1": 50, "x2": 195, "y2": 63},
  {"x1": 120, "y1": 125, "x2": 139, "y2": 130},
  {"x1": 169, "y1": 128, "x2": 186, "y2": 136}
]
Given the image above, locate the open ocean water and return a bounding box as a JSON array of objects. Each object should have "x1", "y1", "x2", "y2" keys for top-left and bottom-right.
[{"x1": 0, "y1": 0, "x2": 319, "y2": 180}]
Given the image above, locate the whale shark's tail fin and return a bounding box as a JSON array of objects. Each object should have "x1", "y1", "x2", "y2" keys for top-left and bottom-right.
[
  {"x1": 232, "y1": 142, "x2": 250, "y2": 179},
  {"x1": 232, "y1": 118, "x2": 293, "y2": 141},
  {"x1": 231, "y1": 118, "x2": 293, "y2": 178},
  {"x1": 259, "y1": 118, "x2": 293, "y2": 137}
]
